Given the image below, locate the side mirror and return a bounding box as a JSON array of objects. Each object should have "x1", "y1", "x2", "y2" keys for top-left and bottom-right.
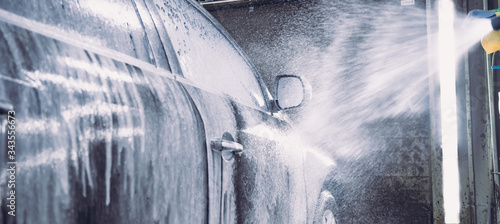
[{"x1": 273, "y1": 75, "x2": 305, "y2": 111}]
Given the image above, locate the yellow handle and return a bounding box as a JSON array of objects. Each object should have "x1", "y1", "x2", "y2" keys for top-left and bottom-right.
[{"x1": 482, "y1": 30, "x2": 500, "y2": 54}]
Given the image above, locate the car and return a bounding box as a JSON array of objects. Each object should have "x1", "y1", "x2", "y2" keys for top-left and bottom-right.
[{"x1": 0, "y1": 0, "x2": 339, "y2": 223}]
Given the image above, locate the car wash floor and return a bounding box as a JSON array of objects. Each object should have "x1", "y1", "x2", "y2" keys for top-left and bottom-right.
[{"x1": 203, "y1": 0, "x2": 500, "y2": 223}]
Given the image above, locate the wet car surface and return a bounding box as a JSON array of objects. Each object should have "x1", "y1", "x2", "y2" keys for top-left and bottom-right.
[{"x1": 0, "y1": 0, "x2": 337, "y2": 223}]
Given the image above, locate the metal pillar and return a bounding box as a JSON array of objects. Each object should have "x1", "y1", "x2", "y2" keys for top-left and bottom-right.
[{"x1": 427, "y1": 0, "x2": 445, "y2": 223}]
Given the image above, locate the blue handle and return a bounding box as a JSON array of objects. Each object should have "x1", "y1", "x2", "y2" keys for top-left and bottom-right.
[{"x1": 468, "y1": 9, "x2": 496, "y2": 19}]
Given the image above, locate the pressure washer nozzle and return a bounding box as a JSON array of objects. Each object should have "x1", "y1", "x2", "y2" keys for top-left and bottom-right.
[{"x1": 463, "y1": 9, "x2": 500, "y2": 54}]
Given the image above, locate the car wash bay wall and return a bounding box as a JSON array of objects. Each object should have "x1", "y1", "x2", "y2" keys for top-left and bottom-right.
[
  {"x1": 206, "y1": 0, "x2": 438, "y2": 223},
  {"x1": 454, "y1": 0, "x2": 500, "y2": 223},
  {"x1": 455, "y1": 0, "x2": 500, "y2": 223}
]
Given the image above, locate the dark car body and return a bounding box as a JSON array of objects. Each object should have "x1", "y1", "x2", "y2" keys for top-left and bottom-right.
[{"x1": 0, "y1": 0, "x2": 336, "y2": 223}]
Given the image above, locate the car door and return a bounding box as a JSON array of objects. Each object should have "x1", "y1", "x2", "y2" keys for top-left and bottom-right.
[
  {"x1": 0, "y1": 1, "x2": 211, "y2": 222},
  {"x1": 153, "y1": 0, "x2": 309, "y2": 223}
]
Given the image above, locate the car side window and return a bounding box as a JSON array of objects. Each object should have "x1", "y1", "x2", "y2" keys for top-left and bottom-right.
[{"x1": 155, "y1": 0, "x2": 267, "y2": 109}]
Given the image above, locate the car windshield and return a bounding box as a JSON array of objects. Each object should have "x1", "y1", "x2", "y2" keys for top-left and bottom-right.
[{"x1": 157, "y1": 0, "x2": 268, "y2": 109}]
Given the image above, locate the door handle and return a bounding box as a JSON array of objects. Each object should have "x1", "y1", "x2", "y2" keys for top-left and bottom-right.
[
  {"x1": 211, "y1": 139, "x2": 243, "y2": 154},
  {"x1": 211, "y1": 132, "x2": 243, "y2": 161}
]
